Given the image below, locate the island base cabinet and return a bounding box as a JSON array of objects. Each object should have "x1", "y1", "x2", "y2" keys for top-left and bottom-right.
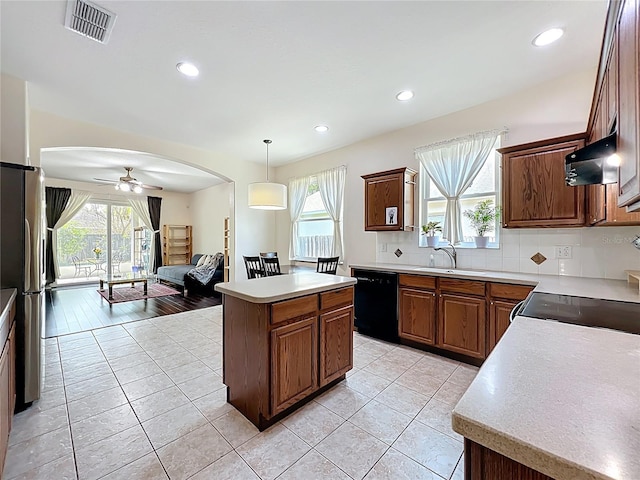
[
  {"x1": 489, "y1": 300, "x2": 517, "y2": 352},
  {"x1": 465, "y1": 439, "x2": 554, "y2": 480},
  {"x1": 319, "y1": 306, "x2": 354, "y2": 387},
  {"x1": 437, "y1": 294, "x2": 486, "y2": 359},
  {"x1": 271, "y1": 317, "x2": 318, "y2": 416}
]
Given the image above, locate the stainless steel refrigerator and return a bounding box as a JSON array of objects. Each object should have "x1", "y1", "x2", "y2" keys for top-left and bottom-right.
[{"x1": 0, "y1": 162, "x2": 45, "y2": 410}]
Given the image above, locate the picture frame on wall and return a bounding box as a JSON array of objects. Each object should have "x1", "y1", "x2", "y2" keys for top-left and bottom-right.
[{"x1": 386, "y1": 206, "x2": 398, "y2": 225}]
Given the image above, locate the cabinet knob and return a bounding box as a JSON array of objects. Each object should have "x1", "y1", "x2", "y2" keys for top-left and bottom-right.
[{"x1": 503, "y1": 223, "x2": 508, "y2": 227}]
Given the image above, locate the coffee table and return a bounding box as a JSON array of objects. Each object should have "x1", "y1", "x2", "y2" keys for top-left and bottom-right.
[{"x1": 99, "y1": 272, "x2": 149, "y2": 300}]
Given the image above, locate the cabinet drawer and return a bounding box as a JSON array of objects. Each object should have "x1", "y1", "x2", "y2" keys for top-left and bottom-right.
[
  {"x1": 399, "y1": 274, "x2": 436, "y2": 290},
  {"x1": 320, "y1": 287, "x2": 353, "y2": 311},
  {"x1": 489, "y1": 283, "x2": 533, "y2": 301},
  {"x1": 271, "y1": 295, "x2": 318, "y2": 325},
  {"x1": 439, "y1": 278, "x2": 485, "y2": 296}
]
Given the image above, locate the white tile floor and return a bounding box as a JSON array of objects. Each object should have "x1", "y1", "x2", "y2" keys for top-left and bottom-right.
[{"x1": 4, "y1": 305, "x2": 476, "y2": 480}]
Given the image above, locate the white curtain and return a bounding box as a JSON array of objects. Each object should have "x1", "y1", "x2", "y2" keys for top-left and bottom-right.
[
  {"x1": 415, "y1": 129, "x2": 501, "y2": 244},
  {"x1": 129, "y1": 198, "x2": 155, "y2": 272},
  {"x1": 288, "y1": 175, "x2": 311, "y2": 259},
  {"x1": 316, "y1": 165, "x2": 346, "y2": 259},
  {"x1": 52, "y1": 190, "x2": 92, "y2": 278}
]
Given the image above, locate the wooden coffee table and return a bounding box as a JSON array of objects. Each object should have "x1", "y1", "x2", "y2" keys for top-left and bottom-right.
[{"x1": 99, "y1": 273, "x2": 148, "y2": 300}]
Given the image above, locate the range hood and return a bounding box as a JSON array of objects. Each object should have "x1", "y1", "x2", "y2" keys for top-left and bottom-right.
[{"x1": 565, "y1": 133, "x2": 618, "y2": 186}]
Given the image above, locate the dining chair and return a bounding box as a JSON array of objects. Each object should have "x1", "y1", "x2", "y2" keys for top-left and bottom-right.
[
  {"x1": 261, "y1": 256, "x2": 282, "y2": 276},
  {"x1": 243, "y1": 256, "x2": 265, "y2": 279},
  {"x1": 259, "y1": 252, "x2": 278, "y2": 258},
  {"x1": 316, "y1": 256, "x2": 339, "y2": 275},
  {"x1": 72, "y1": 256, "x2": 91, "y2": 277}
]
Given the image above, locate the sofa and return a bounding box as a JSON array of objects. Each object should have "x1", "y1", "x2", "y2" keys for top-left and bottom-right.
[{"x1": 157, "y1": 253, "x2": 224, "y2": 295}]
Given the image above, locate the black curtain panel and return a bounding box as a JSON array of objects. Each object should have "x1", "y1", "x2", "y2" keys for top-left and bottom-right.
[
  {"x1": 147, "y1": 196, "x2": 162, "y2": 273},
  {"x1": 45, "y1": 187, "x2": 72, "y2": 284}
]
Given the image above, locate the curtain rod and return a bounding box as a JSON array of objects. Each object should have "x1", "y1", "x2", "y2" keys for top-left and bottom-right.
[
  {"x1": 414, "y1": 128, "x2": 508, "y2": 153},
  {"x1": 288, "y1": 164, "x2": 347, "y2": 183}
]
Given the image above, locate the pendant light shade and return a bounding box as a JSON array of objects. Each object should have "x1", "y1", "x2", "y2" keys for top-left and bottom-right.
[{"x1": 249, "y1": 139, "x2": 288, "y2": 210}]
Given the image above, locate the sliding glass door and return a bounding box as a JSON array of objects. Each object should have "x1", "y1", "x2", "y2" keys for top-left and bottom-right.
[{"x1": 56, "y1": 201, "x2": 148, "y2": 285}]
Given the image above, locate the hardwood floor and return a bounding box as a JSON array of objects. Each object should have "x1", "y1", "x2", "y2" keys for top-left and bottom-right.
[{"x1": 45, "y1": 284, "x2": 221, "y2": 337}]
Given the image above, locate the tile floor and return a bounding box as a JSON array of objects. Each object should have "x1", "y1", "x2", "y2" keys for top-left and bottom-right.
[{"x1": 4, "y1": 305, "x2": 476, "y2": 480}]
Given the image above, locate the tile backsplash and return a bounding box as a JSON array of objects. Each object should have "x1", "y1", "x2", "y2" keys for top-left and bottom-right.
[{"x1": 376, "y1": 226, "x2": 640, "y2": 280}]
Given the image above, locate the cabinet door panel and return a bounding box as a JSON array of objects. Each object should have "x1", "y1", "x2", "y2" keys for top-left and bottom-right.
[
  {"x1": 365, "y1": 173, "x2": 402, "y2": 230},
  {"x1": 502, "y1": 139, "x2": 585, "y2": 227},
  {"x1": 271, "y1": 317, "x2": 318, "y2": 415},
  {"x1": 0, "y1": 342, "x2": 8, "y2": 475},
  {"x1": 438, "y1": 294, "x2": 486, "y2": 359},
  {"x1": 489, "y1": 300, "x2": 517, "y2": 353},
  {"x1": 319, "y1": 306, "x2": 353, "y2": 386},
  {"x1": 399, "y1": 288, "x2": 436, "y2": 345},
  {"x1": 617, "y1": 0, "x2": 640, "y2": 206}
]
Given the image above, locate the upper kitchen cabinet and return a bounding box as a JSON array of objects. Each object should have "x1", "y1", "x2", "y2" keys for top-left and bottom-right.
[
  {"x1": 616, "y1": 0, "x2": 640, "y2": 208},
  {"x1": 499, "y1": 134, "x2": 586, "y2": 228},
  {"x1": 362, "y1": 167, "x2": 417, "y2": 231}
]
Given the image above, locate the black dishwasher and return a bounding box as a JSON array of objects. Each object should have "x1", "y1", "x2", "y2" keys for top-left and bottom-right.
[{"x1": 353, "y1": 269, "x2": 399, "y2": 342}]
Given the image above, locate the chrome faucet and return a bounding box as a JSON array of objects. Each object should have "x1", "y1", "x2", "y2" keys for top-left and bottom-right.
[{"x1": 434, "y1": 242, "x2": 457, "y2": 269}]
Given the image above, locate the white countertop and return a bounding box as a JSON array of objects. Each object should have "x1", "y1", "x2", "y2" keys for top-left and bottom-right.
[
  {"x1": 214, "y1": 272, "x2": 357, "y2": 303},
  {"x1": 349, "y1": 262, "x2": 640, "y2": 303},
  {"x1": 452, "y1": 317, "x2": 640, "y2": 480}
]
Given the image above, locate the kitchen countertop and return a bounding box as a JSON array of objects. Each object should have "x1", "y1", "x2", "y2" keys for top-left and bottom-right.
[
  {"x1": 349, "y1": 262, "x2": 640, "y2": 303},
  {"x1": 0, "y1": 289, "x2": 17, "y2": 346},
  {"x1": 214, "y1": 272, "x2": 356, "y2": 303},
  {"x1": 452, "y1": 316, "x2": 640, "y2": 480}
]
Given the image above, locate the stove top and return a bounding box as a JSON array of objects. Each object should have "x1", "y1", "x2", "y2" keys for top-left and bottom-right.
[{"x1": 519, "y1": 292, "x2": 640, "y2": 335}]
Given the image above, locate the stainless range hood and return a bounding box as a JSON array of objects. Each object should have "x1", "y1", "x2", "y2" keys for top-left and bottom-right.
[{"x1": 565, "y1": 133, "x2": 618, "y2": 186}]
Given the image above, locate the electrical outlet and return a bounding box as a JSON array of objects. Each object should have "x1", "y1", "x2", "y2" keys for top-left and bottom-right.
[
  {"x1": 556, "y1": 246, "x2": 572, "y2": 259},
  {"x1": 380, "y1": 243, "x2": 387, "y2": 253}
]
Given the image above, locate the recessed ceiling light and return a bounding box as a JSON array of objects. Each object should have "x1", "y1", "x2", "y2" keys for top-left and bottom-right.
[
  {"x1": 176, "y1": 62, "x2": 199, "y2": 77},
  {"x1": 314, "y1": 125, "x2": 329, "y2": 133},
  {"x1": 396, "y1": 90, "x2": 414, "y2": 101},
  {"x1": 532, "y1": 28, "x2": 564, "y2": 47}
]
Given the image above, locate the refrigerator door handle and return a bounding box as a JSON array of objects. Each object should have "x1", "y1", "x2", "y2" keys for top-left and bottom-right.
[{"x1": 24, "y1": 219, "x2": 32, "y2": 291}]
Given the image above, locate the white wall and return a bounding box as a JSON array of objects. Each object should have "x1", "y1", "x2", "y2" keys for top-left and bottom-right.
[
  {"x1": 1, "y1": 74, "x2": 30, "y2": 165},
  {"x1": 190, "y1": 182, "x2": 232, "y2": 255},
  {"x1": 44, "y1": 178, "x2": 192, "y2": 228},
  {"x1": 273, "y1": 68, "x2": 640, "y2": 279},
  {"x1": 29, "y1": 109, "x2": 274, "y2": 281}
]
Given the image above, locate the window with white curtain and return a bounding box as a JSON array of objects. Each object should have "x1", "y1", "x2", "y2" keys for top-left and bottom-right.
[
  {"x1": 289, "y1": 166, "x2": 346, "y2": 261},
  {"x1": 418, "y1": 133, "x2": 502, "y2": 248}
]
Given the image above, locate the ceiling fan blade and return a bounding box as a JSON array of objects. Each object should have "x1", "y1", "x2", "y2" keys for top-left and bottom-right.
[
  {"x1": 140, "y1": 184, "x2": 164, "y2": 191},
  {"x1": 93, "y1": 178, "x2": 118, "y2": 184}
]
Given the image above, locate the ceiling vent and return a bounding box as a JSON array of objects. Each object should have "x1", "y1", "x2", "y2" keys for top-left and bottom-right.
[{"x1": 64, "y1": 0, "x2": 117, "y2": 44}]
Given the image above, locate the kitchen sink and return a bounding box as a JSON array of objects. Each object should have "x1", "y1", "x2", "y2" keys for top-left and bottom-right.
[{"x1": 409, "y1": 267, "x2": 487, "y2": 276}]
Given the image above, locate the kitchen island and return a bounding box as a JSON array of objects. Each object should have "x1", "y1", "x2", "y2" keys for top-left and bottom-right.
[
  {"x1": 215, "y1": 272, "x2": 357, "y2": 430},
  {"x1": 452, "y1": 316, "x2": 640, "y2": 480}
]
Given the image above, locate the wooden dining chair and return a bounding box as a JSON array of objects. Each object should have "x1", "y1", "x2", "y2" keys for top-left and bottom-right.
[
  {"x1": 243, "y1": 255, "x2": 265, "y2": 279},
  {"x1": 259, "y1": 252, "x2": 278, "y2": 258},
  {"x1": 261, "y1": 256, "x2": 282, "y2": 276},
  {"x1": 316, "y1": 256, "x2": 339, "y2": 274}
]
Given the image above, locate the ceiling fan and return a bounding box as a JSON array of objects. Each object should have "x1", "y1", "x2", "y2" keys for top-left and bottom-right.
[{"x1": 93, "y1": 167, "x2": 163, "y2": 193}]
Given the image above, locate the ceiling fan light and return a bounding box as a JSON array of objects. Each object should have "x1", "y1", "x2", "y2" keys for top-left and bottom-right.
[
  {"x1": 119, "y1": 182, "x2": 130, "y2": 192},
  {"x1": 248, "y1": 182, "x2": 287, "y2": 210},
  {"x1": 133, "y1": 185, "x2": 143, "y2": 194}
]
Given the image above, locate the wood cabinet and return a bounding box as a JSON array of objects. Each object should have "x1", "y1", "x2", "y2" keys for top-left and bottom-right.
[
  {"x1": 362, "y1": 167, "x2": 417, "y2": 231},
  {"x1": 488, "y1": 283, "x2": 533, "y2": 353},
  {"x1": 438, "y1": 293, "x2": 486, "y2": 359},
  {"x1": 465, "y1": 439, "x2": 555, "y2": 480},
  {"x1": 399, "y1": 287, "x2": 437, "y2": 345},
  {"x1": 0, "y1": 291, "x2": 16, "y2": 478},
  {"x1": 319, "y1": 305, "x2": 354, "y2": 386},
  {"x1": 616, "y1": 0, "x2": 640, "y2": 208},
  {"x1": 162, "y1": 225, "x2": 193, "y2": 266},
  {"x1": 588, "y1": 183, "x2": 640, "y2": 225},
  {"x1": 499, "y1": 135, "x2": 586, "y2": 228},
  {"x1": 271, "y1": 317, "x2": 318, "y2": 415},
  {"x1": 223, "y1": 286, "x2": 354, "y2": 430}
]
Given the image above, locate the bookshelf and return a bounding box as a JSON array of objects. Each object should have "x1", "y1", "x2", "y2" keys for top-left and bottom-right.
[{"x1": 162, "y1": 225, "x2": 193, "y2": 266}]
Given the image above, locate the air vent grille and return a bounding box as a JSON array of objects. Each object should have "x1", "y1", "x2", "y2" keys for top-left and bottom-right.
[{"x1": 64, "y1": 0, "x2": 117, "y2": 44}]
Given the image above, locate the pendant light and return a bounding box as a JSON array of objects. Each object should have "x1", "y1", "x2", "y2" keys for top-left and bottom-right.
[{"x1": 248, "y1": 139, "x2": 288, "y2": 210}]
